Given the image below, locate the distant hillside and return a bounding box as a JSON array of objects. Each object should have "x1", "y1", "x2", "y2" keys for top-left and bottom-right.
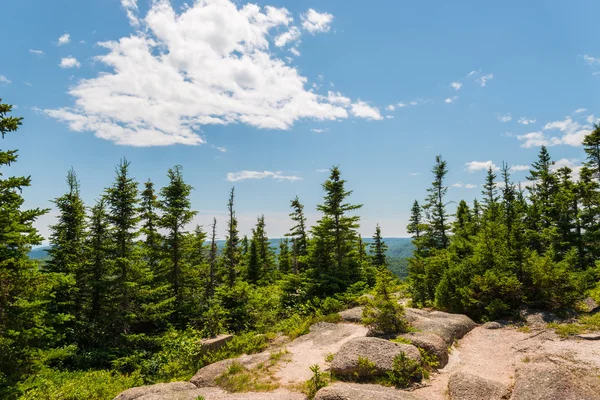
[{"x1": 28, "y1": 237, "x2": 413, "y2": 277}]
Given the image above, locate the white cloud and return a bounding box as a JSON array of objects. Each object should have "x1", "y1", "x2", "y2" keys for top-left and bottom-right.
[
  {"x1": 583, "y1": 54, "x2": 600, "y2": 66},
  {"x1": 57, "y1": 33, "x2": 71, "y2": 46},
  {"x1": 45, "y1": 1, "x2": 377, "y2": 147},
  {"x1": 121, "y1": 0, "x2": 140, "y2": 27},
  {"x1": 476, "y1": 73, "x2": 494, "y2": 87},
  {"x1": 451, "y1": 82, "x2": 462, "y2": 91},
  {"x1": 226, "y1": 170, "x2": 301, "y2": 182},
  {"x1": 59, "y1": 56, "x2": 81, "y2": 68},
  {"x1": 29, "y1": 49, "x2": 45, "y2": 56},
  {"x1": 311, "y1": 128, "x2": 329, "y2": 133},
  {"x1": 552, "y1": 158, "x2": 582, "y2": 180},
  {"x1": 350, "y1": 101, "x2": 383, "y2": 120},
  {"x1": 301, "y1": 9, "x2": 333, "y2": 34},
  {"x1": 509, "y1": 165, "x2": 529, "y2": 172},
  {"x1": 445, "y1": 96, "x2": 458, "y2": 104},
  {"x1": 517, "y1": 115, "x2": 594, "y2": 148},
  {"x1": 466, "y1": 160, "x2": 499, "y2": 173},
  {"x1": 410, "y1": 172, "x2": 421, "y2": 176},
  {"x1": 498, "y1": 114, "x2": 512, "y2": 123},
  {"x1": 274, "y1": 26, "x2": 301, "y2": 47},
  {"x1": 574, "y1": 108, "x2": 587, "y2": 114},
  {"x1": 289, "y1": 47, "x2": 301, "y2": 57},
  {"x1": 211, "y1": 145, "x2": 226, "y2": 152},
  {"x1": 587, "y1": 115, "x2": 598, "y2": 124},
  {"x1": 467, "y1": 70, "x2": 478, "y2": 77},
  {"x1": 0, "y1": 75, "x2": 11, "y2": 85},
  {"x1": 386, "y1": 104, "x2": 395, "y2": 111},
  {"x1": 316, "y1": 169, "x2": 328, "y2": 173},
  {"x1": 385, "y1": 115, "x2": 394, "y2": 119},
  {"x1": 452, "y1": 182, "x2": 478, "y2": 189},
  {"x1": 517, "y1": 117, "x2": 536, "y2": 125}
]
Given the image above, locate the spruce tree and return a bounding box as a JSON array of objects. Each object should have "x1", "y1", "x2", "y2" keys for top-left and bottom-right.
[
  {"x1": 223, "y1": 187, "x2": 240, "y2": 286},
  {"x1": 423, "y1": 156, "x2": 450, "y2": 249},
  {"x1": 45, "y1": 168, "x2": 88, "y2": 342},
  {"x1": 287, "y1": 196, "x2": 308, "y2": 272},
  {"x1": 0, "y1": 100, "x2": 51, "y2": 397},
  {"x1": 208, "y1": 218, "x2": 218, "y2": 297},
  {"x1": 370, "y1": 224, "x2": 388, "y2": 268},
  {"x1": 86, "y1": 199, "x2": 111, "y2": 327},
  {"x1": 158, "y1": 165, "x2": 197, "y2": 323},
  {"x1": 583, "y1": 123, "x2": 600, "y2": 179},
  {"x1": 139, "y1": 180, "x2": 162, "y2": 276},
  {"x1": 278, "y1": 239, "x2": 291, "y2": 274}
]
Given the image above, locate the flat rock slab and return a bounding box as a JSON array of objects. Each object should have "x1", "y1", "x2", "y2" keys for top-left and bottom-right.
[
  {"x1": 482, "y1": 321, "x2": 503, "y2": 329},
  {"x1": 315, "y1": 383, "x2": 420, "y2": 400},
  {"x1": 275, "y1": 322, "x2": 369, "y2": 384},
  {"x1": 447, "y1": 372, "x2": 508, "y2": 400},
  {"x1": 512, "y1": 361, "x2": 600, "y2": 400},
  {"x1": 331, "y1": 337, "x2": 420, "y2": 377},
  {"x1": 114, "y1": 384, "x2": 306, "y2": 400},
  {"x1": 190, "y1": 352, "x2": 270, "y2": 388},
  {"x1": 200, "y1": 334, "x2": 234, "y2": 354},
  {"x1": 398, "y1": 331, "x2": 448, "y2": 368},
  {"x1": 576, "y1": 333, "x2": 600, "y2": 340}
]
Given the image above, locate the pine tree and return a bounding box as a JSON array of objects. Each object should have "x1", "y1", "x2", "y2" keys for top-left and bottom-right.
[
  {"x1": 0, "y1": 100, "x2": 52, "y2": 397},
  {"x1": 158, "y1": 165, "x2": 197, "y2": 324},
  {"x1": 223, "y1": 187, "x2": 240, "y2": 286},
  {"x1": 208, "y1": 218, "x2": 218, "y2": 297},
  {"x1": 139, "y1": 180, "x2": 162, "y2": 276},
  {"x1": 526, "y1": 146, "x2": 557, "y2": 250},
  {"x1": 287, "y1": 196, "x2": 308, "y2": 272},
  {"x1": 278, "y1": 239, "x2": 291, "y2": 274},
  {"x1": 481, "y1": 166, "x2": 499, "y2": 220},
  {"x1": 45, "y1": 168, "x2": 88, "y2": 342},
  {"x1": 104, "y1": 158, "x2": 144, "y2": 335},
  {"x1": 370, "y1": 224, "x2": 388, "y2": 268},
  {"x1": 583, "y1": 123, "x2": 600, "y2": 179},
  {"x1": 423, "y1": 156, "x2": 450, "y2": 249},
  {"x1": 309, "y1": 166, "x2": 363, "y2": 293},
  {"x1": 86, "y1": 199, "x2": 111, "y2": 327}
]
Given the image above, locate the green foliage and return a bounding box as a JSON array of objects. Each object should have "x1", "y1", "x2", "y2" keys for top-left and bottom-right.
[
  {"x1": 355, "y1": 356, "x2": 377, "y2": 379},
  {"x1": 17, "y1": 369, "x2": 142, "y2": 400},
  {"x1": 362, "y1": 270, "x2": 408, "y2": 335},
  {"x1": 305, "y1": 364, "x2": 328, "y2": 399},
  {"x1": 386, "y1": 353, "x2": 423, "y2": 388}
]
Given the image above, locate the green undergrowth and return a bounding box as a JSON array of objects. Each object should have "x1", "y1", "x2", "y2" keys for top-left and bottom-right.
[{"x1": 548, "y1": 312, "x2": 600, "y2": 338}]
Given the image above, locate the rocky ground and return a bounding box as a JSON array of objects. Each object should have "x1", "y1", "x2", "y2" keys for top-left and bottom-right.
[{"x1": 114, "y1": 306, "x2": 600, "y2": 400}]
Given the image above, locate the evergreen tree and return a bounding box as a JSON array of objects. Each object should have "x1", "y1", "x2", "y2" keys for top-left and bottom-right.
[
  {"x1": 45, "y1": 168, "x2": 88, "y2": 342},
  {"x1": 158, "y1": 165, "x2": 197, "y2": 324},
  {"x1": 0, "y1": 100, "x2": 51, "y2": 398},
  {"x1": 208, "y1": 218, "x2": 218, "y2": 297},
  {"x1": 481, "y1": 167, "x2": 499, "y2": 219},
  {"x1": 583, "y1": 123, "x2": 600, "y2": 179},
  {"x1": 287, "y1": 196, "x2": 308, "y2": 272},
  {"x1": 223, "y1": 188, "x2": 240, "y2": 286},
  {"x1": 278, "y1": 239, "x2": 291, "y2": 274},
  {"x1": 139, "y1": 180, "x2": 162, "y2": 276},
  {"x1": 309, "y1": 166, "x2": 363, "y2": 294},
  {"x1": 86, "y1": 199, "x2": 111, "y2": 327},
  {"x1": 423, "y1": 156, "x2": 450, "y2": 249},
  {"x1": 370, "y1": 224, "x2": 388, "y2": 268},
  {"x1": 104, "y1": 159, "x2": 144, "y2": 335}
]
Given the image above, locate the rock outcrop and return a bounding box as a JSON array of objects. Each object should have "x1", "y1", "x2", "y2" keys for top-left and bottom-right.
[
  {"x1": 338, "y1": 307, "x2": 363, "y2": 323},
  {"x1": 447, "y1": 372, "x2": 509, "y2": 400},
  {"x1": 114, "y1": 382, "x2": 204, "y2": 400},
  {"x1": 331, "y1": 337, "x2": 420, "y2": 377},
  {"x1": 200, "y1": 334, "x2": 234, "y2": 355},
  {"x1": 397, "y1": 331, "x2": 448, "y2": 368},
  {"x1": 190, "y1": 352, "x2": 270, "y2": 388},
  {"x1": 314, "y1": 383, "x2": 420, "y2": 400},
  {"x1": 405, "y1": 308, "x2": 476, "y2": 345}
]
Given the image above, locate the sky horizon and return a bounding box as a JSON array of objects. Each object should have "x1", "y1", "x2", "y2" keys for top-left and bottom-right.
[{"x1": 1, "y1": 0, "x2": 599, "y2": 243}]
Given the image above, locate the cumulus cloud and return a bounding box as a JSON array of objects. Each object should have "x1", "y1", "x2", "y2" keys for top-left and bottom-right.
[
  {"x1": 29, "y1": 49, "x2": 45, "y2": 57},
  {"x1": 466, "y1": 160, "x2": 498, "y2": 173},
  {"x1": 452, "y1": 182, "x2": 478, "y2": 189},
  {"x1": 274, "y1": 26, "x2": 301, "y2": 47},
  {"x1": 476, "y1": 73, "x2": 494, "y2": 87},
  {"x1": 517, "y1": 117, "x2": 536, "y2": 125},
  {"x1": 445, "y1": 96, "x2": 458, "y2": 104},
  {"x1": 301, "y1": 9, "x2": 333, "y2": 33},
  {"x1": 451, "y1": 82, "x2": 462, "y2": 91},
  {"x1": 498, "y1": 114, "x2": 512, "y2": 123},
  {"x1": 0, "y1": 75, "x2": 11, "y2": 85},
  {"x1": 226, "y1": 170, "x2": 301, "y2": 182},
  {"x1": 59, "y1": 56, "x2": 81, "y2": 68},
  {"x1": 583, "y1": 54, "x2": 600, "y2": 66},
  {"x1": 574, "y1": 108, "x2": 587, "y2": 114},
  {"x1": 311, "y1": 128, "x2": 329, "y2": 133},
  {"x1": 517, "y1": 115, "x2": 595, "y2": 148},
  {"x1": 57, "y1": 33, "x2": 71, "y2": 46},
  {"x1": 45, "y1": 0, "x2": 377, "y2": 147},
  {"x1": 510, "y1": 165, "x2": 530, "y2": 172},
  {"x1": 350, "y1": 101, "x2": 383, "y2": 120},
  {"x1": 386, "y1": 104, "x2": 395, "y2": 111},
  {"x1": 552, "y1": 158, "x2": 582, "y2": 180},
  {"x1": 121, "y1": 0, "x2": 140, "y2": 27}
]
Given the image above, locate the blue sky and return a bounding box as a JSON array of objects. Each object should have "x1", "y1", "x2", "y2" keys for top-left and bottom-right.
[{"x1": 1, "y1": 0, "x2": 599, "y2": 241}]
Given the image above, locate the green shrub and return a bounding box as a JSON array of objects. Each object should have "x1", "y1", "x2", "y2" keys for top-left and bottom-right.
[
  {"x1": 386, "y1": 353, "x2": 422, "y2": 388},
  {"x1": 305, "y1": 364, "x2": 328, "y2": 399},
  {"x1": 18, "y1": 369, "x2": 142, "y2": 400},
  {"x1": 362, "y1": 270, "x2": 408, "y2": 335}
]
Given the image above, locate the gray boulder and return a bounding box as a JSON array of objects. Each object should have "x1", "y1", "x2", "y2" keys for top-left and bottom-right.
[
  {"x1": 331, "y1": 337, "x2": 420, "y2": 377},
  {"x1": 190, "y1": 352, "x2": 270, "y2": 388},
  {"x1": 511, "y1": 360, "x2": 600, "y2": 400},
  {"x1": 447, "y1": 372, "x2": 508, "y2": 400},
  {"x1": 339, "y1": 307, "x2": 363, "y2": 323},
  {"x1": 113, "y1": 382, "x2": 210, "y2": 400},
  {"x1": 482, "y1": 321, "x2": 503, "y2": 329},
  {"x1": 315, "y1": 383, "x2": 420, "y2": 400},
  {"x1": 397, "y1": 331, "x2": 448, "y2": 368},
  {"x1": 407, "y1": 308, "x2": 476, "y2": 345},
  {"x1": 200, "y1": 334, "x2": 234, "y2": 355}
]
